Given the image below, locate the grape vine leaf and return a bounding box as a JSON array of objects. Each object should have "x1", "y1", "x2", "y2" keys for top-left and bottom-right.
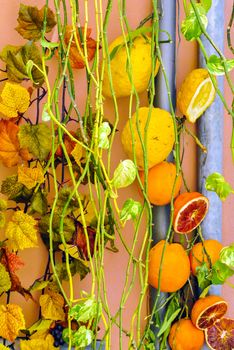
[
  {"x1": 219, "y1": 244, "x2": 234, "y2": 269},
  {"x1": 0, "y1": 82, "x2": 30, "y2": 118},
  {"x1": 5, "y1": 211, "x2": 38, "y2": 251},
  {"x1": 0, "y1": 120, "x2": 30, "y2": 168},
  {"x1": 69, "y1": 297, "x2": 102, "y2": 323},
  {"x1": 205, "y1": 172, "x2": 234, "y2": 201},
  {"x1": 0, "y1": 304, "x2": 25, "y2": 342},
  {"x1": 64, "y1": 26, "x2": 97, "y2": 69},
  {"x1": 181, "y1": 4, "x2": 208, "y2": 41},
  {"x1": 18, "y1": 123, "x2": 52, "y2": 161},
  {"x1": 29, "y1": 190, "x2": 48, "y2": 215},
  {"x1": 20, "y1": 334, "x2": 56, "y2": 350},
  {"x1": 0, "y1": 199, "x2": 7, "y2": 228},
  {"x1": 1, "y1": 248, "x2": 24, "y2": 273},
  {"x1": 207, "y1": 55, "x2": 234, "y2": 76},
  {"x1": 0, "y1": 42, "x2": 45, "y2": 86},
  {"x1": 15, "y1": 4, "x2": 56, "y2": 41},
  {"x1": 1, "y1": 175, "x2": 33, "y2": 203},
  {"x1": 211, "y1": 260, "x2": 234, "y2": 285},
  {"x1": 0, "y1": 345, "x2": 9, "y2": 350},
  {"x1": 0, "y1": 263, "x2": 11, "y2": 294},
  {"x1": 62, "y1": 326, "x2": 93, "y2": 348},
  {"x1": 39, "y1": 290, "x2": 65, "y2": 321},
  {"x1": 18, "y1": 164, "x2": 45, "y2": 190}
]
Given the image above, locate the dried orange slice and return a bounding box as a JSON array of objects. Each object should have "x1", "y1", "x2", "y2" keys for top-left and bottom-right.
[
  {"x1": 191, "y1": 295, "x2": 228, "y2": 330},
  {"x1": 205, "y1": 317, "x2": 234, "y2": 350},
  {"x1": 173, "y1": 192, "x2": 209, "y2": 234}
]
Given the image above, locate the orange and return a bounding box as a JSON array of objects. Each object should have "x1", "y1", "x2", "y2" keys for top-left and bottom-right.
[
  {"x1": 173, "y1": 192, "x2": 209, "y2": 234},
  {"x1": 189, "y1": 239, "x2": 223, "y2": 275},
  {"x1": 191, "y1": 295, "x2": 228, "y2": 330},
  {"x1": 139, "y1": 161, "x2": 182, "y2": 206},
  {"x1": 148, "y1": 240, "x2": 190, "y2": 292},
  {"x1": 205, "y1": 317, "x2": 234, "y2": 350},
  {"x1": 169, "y1": 318, "x2": 205, "y2": 350}
]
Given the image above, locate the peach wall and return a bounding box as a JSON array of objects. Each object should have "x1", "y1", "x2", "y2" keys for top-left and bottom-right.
[{"x1": 0, "y1": 0, "x2": 233, "y2": 348}]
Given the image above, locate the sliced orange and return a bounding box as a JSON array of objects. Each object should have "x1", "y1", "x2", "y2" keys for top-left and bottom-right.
[
  {"x1": 205, "y1": 317, "x2": 234, "y2": 350},
  {"x1": 173, "y1": 192, "x2": 209, "y2": 234},
  {"x1": 191, "y1": 295, "x2": 228, "y2": 330}
]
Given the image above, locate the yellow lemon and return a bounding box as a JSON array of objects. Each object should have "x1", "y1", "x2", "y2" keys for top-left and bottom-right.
[
  {"x1": 121, "y1": 107, "x2": 175, "y2": 169},
  {"x1": 102, "y1": 35, "x2": 160, "y2": 98},
  {"x1": 177, "y1": 68, "x2": 216, "y2": 123}
]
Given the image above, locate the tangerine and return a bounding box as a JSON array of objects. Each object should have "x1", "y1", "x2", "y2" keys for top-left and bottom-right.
[
  {"x1": 189, "y1": 239, "x2": 223, "y2": 275},
  {"x1": 169, "y1": 318, "x2": 205, "y2": 350},
  {"x1": 139, "y1": 162, "x2": 182, "y2": 206},
  {"x1": 148, "y1": 240, "x2": 190, "y2": 293}
]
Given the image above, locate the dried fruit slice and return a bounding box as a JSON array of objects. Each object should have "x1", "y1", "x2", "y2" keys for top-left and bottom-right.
[
  {"x1": 173, "y1": 192, "x2": 209, "y2": 234},
  {"x1": 191, "y1": 295, "x2": 228, "y2": 330},
  {"x1": 205, "y1": 318, "x2": 234, "y2": 350}
]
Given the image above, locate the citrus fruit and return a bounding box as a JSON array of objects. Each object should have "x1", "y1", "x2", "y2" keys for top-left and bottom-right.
[
  {"x1": 205, "y1": 317, "x2": 234, "y2": 350},
  {"x1": 139, "y1": 161, "x2": 182, "y2": 205},
  {"x1": 121, "y1": 107, "x2": 175, "y2": 170},
  {"x1": 102, "y1": 34, "x2": 160, "y2": 98},
  {"x1": 177, "y1": 68, "x2": 216, "y2": 123},
  {"x1": 148, "y1": 240, "x2": 190, "y2": 292},
  {"x1": 169, "y1": 319, "x2": 205, "y2": 350},
  {"x1": 190, "y1": 239, "x2": 223, "y2": 275},
  {"x1": 173, "y1": 192, "x2": 209, "y2": 234},
  {"x1": 191, "y1": 295, "x2": 228, "y2": 330}
]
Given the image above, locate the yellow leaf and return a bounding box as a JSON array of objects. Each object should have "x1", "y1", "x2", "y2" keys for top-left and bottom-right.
[
  {"x1": 39, "y1": 290, "x2": 65, "y2": 321},
  {"x1": 0, "y1": 263, "x2": 11, "y2": 293},
  {"x1": 18, "y1": 164, "x2": 45, "y2": 190},
  {"x1": 0, "y1": 304, "x2": 25, "y2": 342},
  {"x1": 20, "y1": 334, "x2": 56, "y2": 350},
  {"x1": 0, "y1": 82, "x2": 30, "y2": 118},
  {"x1": 71, "y1": 143, "x2": 84, "y2": 167},
  {"x1": 5, "y1": 211, "x2": 38, "y2": 251},
  {"x1": 0, "y1": 345, "x2": 9, "y2": 350}
]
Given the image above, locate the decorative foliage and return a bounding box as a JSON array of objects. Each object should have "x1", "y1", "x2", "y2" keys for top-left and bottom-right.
[
  {"x1": 18, "y1": 164, "x2": 45, "y2": 190},
  {"x1": 0, "y1": 263, "x2": 11, "y2": 293},
  {"x1": 205, "y1": 172, "x2": 234, "y2": 201},
  {"x1": 0, "y1": 82, "x2": 30, "y2": 118},
  {"x1": 20, "y1": 334, "x2": 56, "y2": 350},
  {"x1": 0, "y1": 304, "x2": 25, "y2": 341},
  {"x1": 39, "y1": 291, "x2": 65, "y2": 321},
  {"x1": 5, "y1": 211, "x2": 38, "y2": 251}
]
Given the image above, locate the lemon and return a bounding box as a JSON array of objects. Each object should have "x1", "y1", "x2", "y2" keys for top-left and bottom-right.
[
  {"x1": 102, "y1": 35, "x2": 160, "y2": 98},
  {"x1": 177, "y1": 68, "x2": 216, "y2": 123},
  {"x1": 121, "y1": 107, "x2": 175, "y2": 169}
]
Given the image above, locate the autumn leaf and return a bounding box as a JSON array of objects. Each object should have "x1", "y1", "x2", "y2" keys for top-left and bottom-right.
[
  {"x1": 1, "y1": 175, "x2": 33, "y2": 203},
  {"x1": 71, "y1": 143, "x2": 85, "y2": 168},
  {"x1": 0, "y1": 120, "x2": 21, "y2": 167},
  {"x1": 18, "y1": 164, "x2": 45, "y2": 190},
  {"x1": 16, "y1": 4, "x2": 56, "y2": 41},
  {"x1": 18, "y1": 123, "x2": 52, "y2": 161},
  {"x1": 9, "y1": 272, "x2": 33, "y2": 301},
  {"x1": 20, "y1": 334, "x2": 56, "y2": 350},
  {"x1": 0, "y1": 263, "x2": 11, "y2": 293},
  {"x1": 0, "y1": 304, "x2": 25, "y2": 341},
  {"x1": 1, "y1": 248, "x2": 24, "y2": 273},
  {"x1": 39, "y1": 290, "x2": 65, "y2": 321},
  {"x1": 0, "y1": 344, "x2": 9, "y2": 350},
  {"x1": 0, "y1": 82, "x2": 30, "y2": 118},
  {"x1": 56, "y1": 131, "x2": 77, "y2": 158},
  {"x1": 0, "y1": 42, "x2": 45, "y2": 86},
  {"x1": 64, "y1": 26, "x2": 97, "y2": 69},
  {"x1": 5, "y1": 211, "x2": 38, "y2": 251}
]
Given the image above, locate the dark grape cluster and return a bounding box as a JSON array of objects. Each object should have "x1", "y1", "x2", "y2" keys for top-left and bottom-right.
[
  {"x1": 50, "y1": 323, "x2": 65, "y2": 348},
  {"x1": 62, "y1": 251, "x2": 74, "y2": 264}
]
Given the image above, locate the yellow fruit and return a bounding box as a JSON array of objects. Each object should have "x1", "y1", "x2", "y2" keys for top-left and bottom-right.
[
  {"x1": 139, "y1": 161, "x2": 182, "y2": 205},
  {"x1": 177, "y1": 68, "x2": 216, "y2": 123},
  {"x1": 121, "y1": 107, "x2": 175, "y2": 169},
  {"x1": 102, "y1": 35, "x2": 160, "y2": 98},
  {"x1": 169, "y1": 319, "x2": 205, "y2": 350}
]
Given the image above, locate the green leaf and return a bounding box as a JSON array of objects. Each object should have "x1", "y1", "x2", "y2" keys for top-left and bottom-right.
[
  {"x1": 219, "y1": 244, "x2": 234, "y2": 269},
  {"x1": 29, "y1": 279, "x2": 50, "y2": 292},
  {"x1": 211, "y1": 260, "x2": 234, "y2": 285},
  {"x1": 207, "y1": 55, "x2": 234, "y2": 76},
  {"x1": 15, "y1": 4, "x2": 56, "y2": 41},
  {"x1": 205, "y1": 172, "x2": 234, "y2": 201},
  {"x1": 157, "y1": 296, "x2": 181, "y2": 338},
  {"x1": 1, "y1": 175, "x2": 33, "y2": 203},
  {"x1": 18, "y1": 123, "x2": 52, "y2": 161},
  {"x1": 40, "y1": 39, "x2": 59, "y2": 50},
  {"x1": 120, "y1": 198, "x2": 142, "y2": 224},
  {"x1": 196, "y1": 263, "x2": 212, "y2": 290},
  {"x1": 0, "y1": 42, "x2": 46, "y2": 86},
  {"x1": 199, "y1": 285, "x2": 210, "y2": 298},
  {"x1": 0, "y1": 263, "x2": 11, "y2": 293},
  {"x1": 29, "y1": 190, "x2": 48, "y2": 215},
  {"x1": 69, "y1": 297, "x2": 102, "y2": 323},
  {"x1": 181, "y1": 4, "x2": 208, "y2": 41},
  {"x1": 200, "y1": 0, "x2": 212, "y2": 13},
  {"x1": 98, "y1": 122, "x2": 111, "y2": 149},
  {"x1": 62, "y1": 326, "x2": 94, "y2": 348},
  {"x1": 112, "y1": 160, "x2": 137, "y2": 189}
]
